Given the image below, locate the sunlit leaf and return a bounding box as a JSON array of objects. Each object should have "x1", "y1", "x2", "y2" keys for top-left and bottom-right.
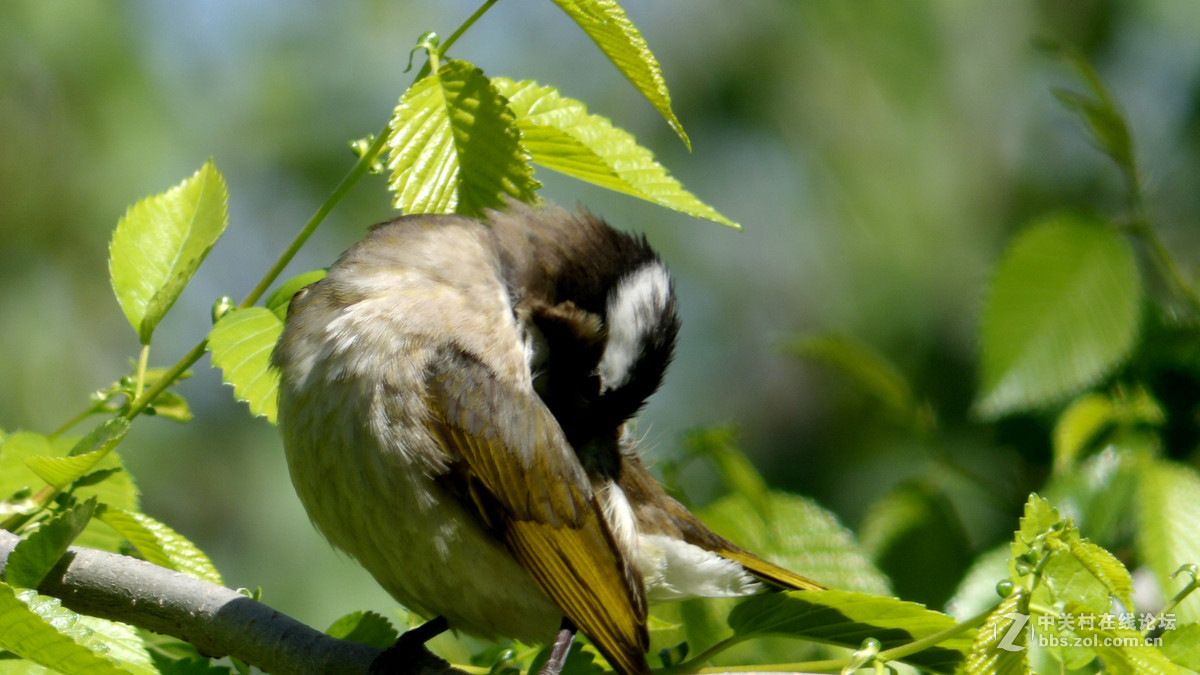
[
  {"x1": 728, "y1": 589, "x2": 972, "y2": 673},
  {"x1": 0, "y1": 583, "x2": 133, "y2": 674},
  {"x1": 1161, "y1": 623, "x2": 1200, "y2": 669},
  {"x1": 494, "y1": 78, "x2": 735, "y2": 227},
  {"x1": 96, "y1": 506, "x2": 223, "y2": 585},
  {"x1": 23, "y1": 419, "x2": 130, "y2": 489},
  {"x1": 325, "y1": 611, "x2": 400, "y2": 649},
  {"x1": 2, "y1": 431, "x2": 139, "y2": 552},
  {"x1": 699, "y1": 491, "x2": 891, "y2": 596},
  {"x1": 546, "y1": 0, "x2": 689, "y2": 148},
  {"x1": 208, "y1": 307, "x2": 282, "y2": 424},
  {"x1": 386, "y1": 59, "x2": 537, "y2": 216},
  {"x1": 1064, "y1": 602, "x2": 1178, "y2": 674},
  {"x1": 975, "y1": 214, "x2": 1140, "y2": 418},
  {"x1": 965, "y1": 592, "x2": 1030, "y2": 675},
  {"x1": 109, "y1": 160, "x2": 229, "y2": 344},
  {"x1": 5, "y1": 498, "x2": 97, "y2": 589}
]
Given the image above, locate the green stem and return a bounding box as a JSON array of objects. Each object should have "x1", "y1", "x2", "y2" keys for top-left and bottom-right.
[
  {"x1": 49, "y1": 402, "x2": 106, "y2": 439},
  {"x1": 441, "y1": 0, "x2": 498, "y2": 56},
  {"x1": 134, "y1": 344, "x2": 151, "y2": 400},
  {"x1": 123, "y1": 340, "x2": 210, "y2": 421},
  {"x1": 239, "y1": 128, "x2": 390, "y2": 309}
]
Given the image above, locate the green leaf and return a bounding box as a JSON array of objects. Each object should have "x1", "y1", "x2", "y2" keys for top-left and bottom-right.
[
  {"x1": 493, "y1": 78, "x2": 735, "y2": 227},
  {"x1": 2, "y1": 431, "x2": 140, "y2": 553},
  {"x1": 0, "y1": 583, "x2": 131, "y2": 675},
  {"x1": 145, "y1": 389, "x2": 193, "y2": 423},
  {"x1": 1138, "y1": 460, "x2": 1200, "y2": 622},
  {"x1": 386, "y1": 59, "x2": 538, "y2": 216},
  {"x1": 6, "y1": 498, "x2": 97, "y2": 589},
  {"x1": 1013, "y1": 493, "x2": 1061, "y2": 558},
  {"x1": 975, "y1": 214, "x2": 1141, "y2": 418},
  {"x1": 325, "y1": 611, "x2": 399, "y2": 649},
  {"x1": 788, "y1": 334, "x2": 933, "y2": 432},
  {"x1": 23, "y1": 418, "x2": 130, "y2": 489},
  {"x1": 1065, "y1": 537, "x2": 1134, "y2": 610},
  {"x1": 1053, "y1": 394, "x2": 1118, "y2": 472},
  {"x1": 727, "y1": 589, "x2": 972, "y2": 673},
  {"x1": 546, "y1": 0, "x2": 689, "y2": 148},
  {"x1": 264, "y1": 269, "x2": 327, "y2": 322},
  {"x1": 1052, "y1": 388, "x2": 1163, "y2": 473},
  {"x1": 699, "y1": 491, "x2": 891, "y2": 597},
  {"x1": 208, "y1": 307, "x2": 282, "y2": 424},
  {"x1": 109, "y1": 160, "x2": 229, "y2": 344},
  {"x1": 966, "y1": 592, "x2": 1030, "y2": 675},
  {"x1": 1063, "y1": 602, "x2": 1179, "y2": 674},
  {"x1": 1161, "y1": 622, "x2": 1200, "y2": 669},
  {"x1": 95, "y1": 506, "x2": 222, "y2": 585}
]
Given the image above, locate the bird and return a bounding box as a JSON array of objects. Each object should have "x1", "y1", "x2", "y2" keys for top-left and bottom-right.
[{"x1": 271, "y1": 200, "x2": 824, "y2": 674}]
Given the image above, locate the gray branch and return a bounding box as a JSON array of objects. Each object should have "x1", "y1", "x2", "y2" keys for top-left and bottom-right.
[{"x1": 0, "y1": 530, "x2": 457, "y2": 674}]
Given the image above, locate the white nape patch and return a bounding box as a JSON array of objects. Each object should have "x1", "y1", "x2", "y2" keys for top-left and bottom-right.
[
  {"x1": 599, "y1": 483, "x2": 640, "y2": 567},
  {"x1": 637, "y1": 534, "x2": 762, "y2": 603},
  {"x1": 598, "y1": 262, "x2": 672, "y2": 392}
]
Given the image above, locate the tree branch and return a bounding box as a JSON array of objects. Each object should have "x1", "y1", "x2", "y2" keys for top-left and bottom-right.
[{"x1": 0, "y1": 530, "x2": 458, "y2": 674}]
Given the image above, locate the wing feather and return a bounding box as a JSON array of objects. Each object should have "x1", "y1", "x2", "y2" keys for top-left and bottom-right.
[{"x1": 426, "y1": 348, "x2": 649, "y2": 673}]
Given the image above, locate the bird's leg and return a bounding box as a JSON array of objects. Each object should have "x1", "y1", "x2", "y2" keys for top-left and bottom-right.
[
  {"x1": 538, "y1": 618, "x2": 577, "y2": 675},
  {"x1": 370, "y1": 616, "x2": 451, "y2": 674}
]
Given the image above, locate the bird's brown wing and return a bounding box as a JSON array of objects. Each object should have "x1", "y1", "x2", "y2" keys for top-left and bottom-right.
[
  {"x1": 619, "y1": 456, "x2": 826, "y2": 592},
  {"x1": 425, "y1": 348, "x2": 649, "y2": 674}
]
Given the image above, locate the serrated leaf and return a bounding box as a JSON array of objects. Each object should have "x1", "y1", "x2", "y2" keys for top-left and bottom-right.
[
  {"x1": 789, "y1": 334, "x2": 933, "y2": 432},
  {"x1": 727, "y1": 589, "x2": 972, "y2": 673},
  {"x1": 76, "y1": 616, "x2": 157, "y2": 675},
  {"x1": 966, "y1": 593, "x2": 1030, "y2": 675},
  {"x1": 975, "y1": 214, "x2": 1141, "y2": 418},
  {"x1": 0, "y1": 583, "x2": 130, "y2": 675},
  {"x1": 1063, "y1": 602, "x2": 1179, "y2": 674},
  {"x1": 325, "y1": 611, "x2": 400, "y2": 649},
  {"x1": 96, "y1": 506, "x2": 222, "y2": 585},
  {"x1": 1066, "y1": 537, "x2": 1134, "y2": 610},
  {"x1": 546, "y1": 0, "x2": 689, "y2": 148},
  {"x1": 493, "y1": 78, "x2": 736, "y2": 227},
  {"x1": 264, "y1": 269, "x2": 327, "y2": 321},
  {"x1": 2, "y1": 431, "x2": 140, "y2": 552},
  {"x1": 699, "y1": 491, "x2": 890, "y2": 596},
  {"x1": 1138, "y1": 460, "x2": 1200, "y2": 622},
  {"x1": 1014, "y1": 494, "x2": 1062, "y2": 557},
  {"x1": 386, "y1": 59, "x2": 538, "y2": 216},
  {"x1": 23, "y1": 419, "x2": 130, "y2": 489},
  {"x1": 208, "y1": 307, "x2": 282, "y2": 424},
  {"x1": 109, "y1": 160, "x2": 229, "y2": 344},
  {"x1": 6, "y1": 498, "x2": 97, "y2": 589}
]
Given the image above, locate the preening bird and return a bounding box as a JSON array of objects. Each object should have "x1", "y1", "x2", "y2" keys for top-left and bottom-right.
[{"x1": 271, "y1": 201, "x2": 824, "y2": 674}]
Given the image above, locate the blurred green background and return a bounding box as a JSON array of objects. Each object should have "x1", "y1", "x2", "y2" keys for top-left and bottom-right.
[{"x1": 3, "y1": 0, "x2": 1200, "y2": 631}]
